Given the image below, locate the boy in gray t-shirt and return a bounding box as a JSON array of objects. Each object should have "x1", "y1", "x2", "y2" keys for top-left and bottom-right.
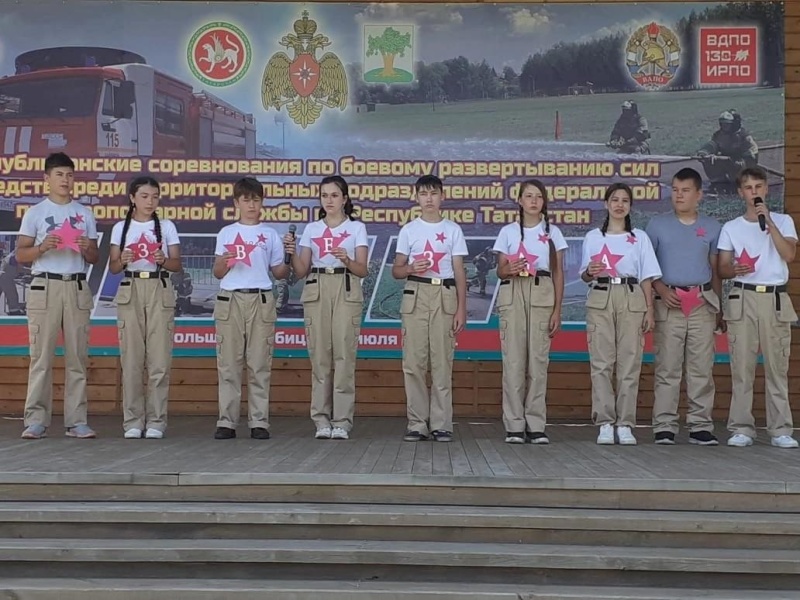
[{"x1": 645, "y1": 168, "x2": 722, "y2": 447}]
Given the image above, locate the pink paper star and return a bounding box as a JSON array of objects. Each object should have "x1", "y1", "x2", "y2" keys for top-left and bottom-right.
[
  {"x1": 126, "y1": 232, "x2": 160, "y2": 264},
  {"x1": 626, "y1": 234, "x2": 637, "y2": 245},
  {"x1": 675, "y1": 287, "x2": 704, "y2": 318},
  {"x1": 224, "y1": 233, "x2": 257, "y2": 267},
  {"x1": 590, "y1": 244, "x2": 624, "y2": 277},
  {"x1": 312, "y1": 227, "x2": 344, "y2": 258},
  {"x1": 696, "y1": 227, "x2": 706, "y2": 237},
  {"x1": 736, "y1": 249, "x2": 759, "y2": 272},
  {"x1": 435, "y1": 232, "x2": 447, "y2": 243},
  {"x1": 412, "y1": 240, "x2": 447, "y2": 275},
  {"x1": 538, "y1": 233, "x2": 549, "y2": 243},
  {"x1": 513, "y1": 241, "x2": 538, "y2": 276},
  {"x1": 52, "y1": 218, "x2": 84, "y2": 253},
  {"x1": 257, "y1": 233, "x2": 267, "y2": 244}
]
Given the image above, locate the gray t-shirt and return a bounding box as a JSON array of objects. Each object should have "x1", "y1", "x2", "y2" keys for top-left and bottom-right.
[{"x1": 645, "y1": 212, "x2": 721, "y2": 287}]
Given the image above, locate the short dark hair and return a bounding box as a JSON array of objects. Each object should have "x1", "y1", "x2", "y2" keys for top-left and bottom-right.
[
  {"x1": 233, "y1": 177, "x2": 263, "y2": 200},
  {"x1": 415, "y1": 175, "x2": 443, "y2": 193},
  {"x1": 44, "y1": 152, "x2": 75, "y2": 173},
  {"x1": 672, "y1": 167, "x2": 702, "y2": 190},
  {"x1": 736, "y1": 166, "x2": 768, "y2": 188}
]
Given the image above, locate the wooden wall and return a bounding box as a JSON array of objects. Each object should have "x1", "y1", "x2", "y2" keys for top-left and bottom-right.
[{"x1": 1, "y1": 0, "x2": 798, "y2": 424}]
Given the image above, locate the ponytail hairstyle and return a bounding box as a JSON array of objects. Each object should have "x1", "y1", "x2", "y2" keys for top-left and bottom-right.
[
  {"x1": 120, "y1": 176, "x2": 162, "y2": 250},
  {"x1": 318, "y1": 175, "x2": 357, "y2": 221},
  {"x1": 516, "y1": 179, "x2": 551, "y2": 241},
  {"x1": 600, "y1": 182, "x2": 634, "y2": 237}
]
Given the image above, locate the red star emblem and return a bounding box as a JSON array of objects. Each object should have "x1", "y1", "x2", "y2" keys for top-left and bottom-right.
[
  {"x1": 338, "y1": 230, "x2": 351, "y2": 241},
  {"x1": 312, "y1": 227, "x2": 344, "y2": 258},
  {"x1": 736, "y1": 249, "x2": 759, "y2": 272},
  {"x1": 73, "y1": 214, "x2": 84, "y2": 224},
  {"x1": 224, "y1": 233, "x2": 257, "y2": 267},
  {"x1": 696, "y1": 227, "x2": 706, "y2": 237},
  {"x1": 591, "y1": 244, "x2": 624, "y2": 277},
  {"x1": 52, "y1": 218, "x2": 84, "y2": 253},
  {"x1": 257, "y1": 233, "x2": 267, "y2": 244},
  {"x1": 538, "y1": 233, "x2": 549, "y2": 243},
  {"x1": 126, "y1": 232, "x2": 160, "y2": 264},
  {"x1": 676, "y1": 287, "x2": 704, "y2": 318},
  {"x1": 514, "y1": 241, "x2": 538, "y2": 276},
  {"x1": 626, "y1": 234, "x2": 637, "y2": 245},
  {"x1": 412, "y1": 240, "x2": 447, "y2": 275},
  {"x1": 435, "y1": 232, "x2": 447, "y2": 243}
]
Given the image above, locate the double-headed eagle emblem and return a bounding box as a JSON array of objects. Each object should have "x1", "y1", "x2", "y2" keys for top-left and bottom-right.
[{"x1": 262, "y1": 11, "x2": 348, "y2": 129}]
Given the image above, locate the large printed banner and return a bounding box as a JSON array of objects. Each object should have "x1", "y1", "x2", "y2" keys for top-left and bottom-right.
[{"x1": 0, "y1": 1, "x2": 785, "y2": 359}]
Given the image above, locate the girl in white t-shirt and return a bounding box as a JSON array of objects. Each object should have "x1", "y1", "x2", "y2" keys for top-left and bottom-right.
[
  {"x1": 284, "y1": 176, "x2": 369, "y2": 440},
  {"x1": 580, "y1": 183, "x2": 660, "y2": 446},
  {"x1": 109, "y1": 176, "x2": 182, "y2": 440},
  {"x1": 493, "y1": 179, "x2": 567, "y2": 444}
]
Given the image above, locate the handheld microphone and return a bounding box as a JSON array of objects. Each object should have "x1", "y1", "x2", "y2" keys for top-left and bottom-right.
[
  {"x1": 284, "y1": 224, "x2": 296, "y2": 265},
  {"x1": 754, "y1": 197, "x2": 765, "y2": 231}
]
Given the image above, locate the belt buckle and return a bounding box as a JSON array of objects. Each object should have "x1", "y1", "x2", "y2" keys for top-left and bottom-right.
[
  {"x1": 519, "y1": 270, "x2": 530, "y2": 277},
  {"x1": 141, "y1": 272, "x2": 151, "y2": 279},
  {"x1": 431, "y1": 277, "x2": 442, "y2": 285},
  {"x1": 61, "y1": 274, "x2": 71, "y2": 282},
  {"x1": 324, "y1": 267, "x2": 335, "y2": 274},
  {"x1": 755, "y1": 285, "x2": 767, "y2": 293},
  {"x1": 610, "y1": 277, "x2": 622, "y2": 285}
]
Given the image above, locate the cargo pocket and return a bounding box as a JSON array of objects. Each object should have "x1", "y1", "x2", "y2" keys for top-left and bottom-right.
[
  {"x1": 26, "y1": 281, "x2": 47, "y2": 312},
  {"x1": 724, "y1": 293, "x2": 743, "y2": 322},
  {"x1": 702, "y1": 289, "x2": 721, "y2": 314},
  {"x1": 76, "y1": 283, "x2": 94, "y2": 311},
  {"x1": 585, "y1": 322, "x2": 596, "y2": 351},
  {"x1": 441, "y1": 287, "x2": 457, "y2": 315},
  {"x1": 530, "y1": 278, "x2": 555, "y2": 308},
  {"x1": 304, "y1": 316, "x2": 315, "y2": 353},
  {"x1": 627, "y1": 286, "x2": 648, "y2": 313},
  {"x1": 585, "y1": 287, "x2": 609, "y2": 310},
  {"x1": 495, "y1": 281, "x2": 512, "y2": 308},
  {"x1": 214, "y1": 292, "x2": 232, "y2": 321},
  {"x1": 260, "y1": 292, "x2": 277, "y2": 323},
  {"x1": 776, "y1": 293, "x2": 798, "y2": 323},
  {"x1": 351, "y1": 315, "x2": 362, "y2": 353},
  {"x1": 28, "y1": 324, "x2": 41, "y2": 360},
  {"x1": 161, "y1": 282, "x2": 177, "y2": 309},
  {"x1": 301, "y1": 278, "x2": 319, "y2": 303},
  {"x1": 653, "y1": 297, "x2": 668, "y2": 322},
  {"x1": 115, "y1": 280, "x2": 133, "y2": 306},
  {"x1": 117, "y1": 320, "x2": 125, "y2": 346},
  {"x1": 400, "y1": 283, "x2": 417, "y2": 315},
  {"x1": 345, "y1": 276, "x2": 364, "y2": 304}
]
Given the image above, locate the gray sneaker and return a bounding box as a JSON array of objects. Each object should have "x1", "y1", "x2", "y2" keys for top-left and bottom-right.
[
  {"x1": 21, "y1": 424, "x2": 47, "y2": 439},
  {"x1": 65, "y1": 424, "x2": 96, "y2": 439}
]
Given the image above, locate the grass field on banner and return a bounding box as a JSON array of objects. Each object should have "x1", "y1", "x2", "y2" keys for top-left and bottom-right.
[{"x1": 336, "y1": 88, "x2": 784, "y2": 157}]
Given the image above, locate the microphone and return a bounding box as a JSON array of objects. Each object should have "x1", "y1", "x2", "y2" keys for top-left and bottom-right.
[
  {"x1": 284, "y1": 224, "x2": 296, "y2": 264},
  {"x1": 754, "y1": 197, "x2": 765, "y2": 231}
]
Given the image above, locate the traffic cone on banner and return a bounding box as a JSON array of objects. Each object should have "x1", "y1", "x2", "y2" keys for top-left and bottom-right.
[{"x1": 555, "y1": 110, "x2": 562, "y2": 140}]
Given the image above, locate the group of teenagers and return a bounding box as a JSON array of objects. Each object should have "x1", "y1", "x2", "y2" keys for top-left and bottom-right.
[{"x1": 13, "y1": 152, "x2": 798, "y2": 449}]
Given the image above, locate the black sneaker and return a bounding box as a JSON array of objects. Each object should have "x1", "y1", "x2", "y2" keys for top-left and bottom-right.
[
  {"x1": 654, "y1": 431, "x2": 676, "y2": 445},
  {"x1": 403, "y1": 430, "x2": 428, "y2": 442},
  {"x1": 689, "y1": 431, "x2": 719, "y2": 446},
  {"x1": 214, "y1": 427, "x2": 236, "y2": 439},
  {"x1": 505, "y1": 432, "x2": 525, "y2": 444},
  {"x1": 431, "y1": 430, "x2": 453, "y2": 442},
  {"x1": 250, "y1": 427, "x2": 270, "y2": 440},
  {"x1": 527, "y1": 432, "x2": 550, "y2": 445}
]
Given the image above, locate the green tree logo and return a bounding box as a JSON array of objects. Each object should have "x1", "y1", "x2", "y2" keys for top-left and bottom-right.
[{"x1": 364, "y1": 26, "x2": 413, "y2": 84}]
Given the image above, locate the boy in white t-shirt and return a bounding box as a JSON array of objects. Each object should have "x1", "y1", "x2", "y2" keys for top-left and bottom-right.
[
  {"x1": 212, "y1": 178, "x2": 290, "y2": 440},
  {"x1": 718, "y1": 167, "x2": 798, "y2": 449},
  {"x1": 392, "y1": 175, "x2": 468, "y2": 442},
  {"x1": 16, "y1": 153, "x2": 99, "y2": 440}
]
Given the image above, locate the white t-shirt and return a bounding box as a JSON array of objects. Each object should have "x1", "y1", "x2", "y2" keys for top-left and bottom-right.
[
  {"x1": 717, "y1": 213, "x2": 797, "y2": 285},
  {"x1": 110, "y1": 218, "x2": 180, "y2": 272},
  {"x1": 298, "y1": 219, "x2": 368, "y2": 268},
  {"x1": 396, "y1": 218, "x2": 468, "y2": 279},
  {"x1": 214, "y1": 223, "x2": 283, "y2": 291},
  {"x1": 493, "y1": 221, "x2": 568, "y2": 272},
  {"x1": 579, "y1": 228, "x2": 662, "y2": 281},
  {"x1": 19, "y1": 198, "x2": 98, "y2": 275}
]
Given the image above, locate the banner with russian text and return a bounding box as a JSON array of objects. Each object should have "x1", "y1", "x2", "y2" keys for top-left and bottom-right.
[{"x1": 0, "y1": 1, "x2": 785, "y2": 359}]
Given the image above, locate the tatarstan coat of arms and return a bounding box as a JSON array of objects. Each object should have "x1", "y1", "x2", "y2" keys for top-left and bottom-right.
[{"x1": 261, "y1": 11, "x2": 348, "y2": 128}]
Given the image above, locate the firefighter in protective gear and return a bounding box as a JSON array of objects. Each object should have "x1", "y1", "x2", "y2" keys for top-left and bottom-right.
[
  {"x1": 696, "y1": 110, "x2": 759, "y2": 184},
  {"x1": 608, "y1": 101, "x2": 651, "y2": 154}
]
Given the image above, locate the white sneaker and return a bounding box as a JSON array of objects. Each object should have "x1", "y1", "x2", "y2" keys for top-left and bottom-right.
[
  {"x1": 331, "y1": 427, "x2": 349, "y2": 440},
  {"x1": 597, "y1": 424, "x2": 615, "y2": 445},
  {"x1": 124, "y1": 428, "x2": 142, "y2": 439},
  {"x1": 616, "y1": 426, "x2": 637, "y2": 446},
  {"x1": 145, "y1": 428, "x2": 164, "y2": 439},
  {"x1": 727, "y1": 433, "x2": 753, "y2": 447},
  {"x1": 771, "y1": 435, "x2": 799, "y2": 449},
  {"x1": 315, "y1": 427, "x2": 332, "y2": 439}
]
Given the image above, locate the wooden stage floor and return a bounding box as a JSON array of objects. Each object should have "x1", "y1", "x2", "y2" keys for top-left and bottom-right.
[{"x1": 0, "y1": 416, "x2": 798, "y2": 492}]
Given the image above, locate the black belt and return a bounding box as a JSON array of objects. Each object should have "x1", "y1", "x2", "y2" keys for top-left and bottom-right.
[
  {"x1": 596, "y1": 276, "x2": 638, "y2": 285},
  {"x1": 734, "y1": 282, "x2": 787, "y2": 294},
  {"x1": 668, "y1": 282, "x2": 712, "y2": 292},
  {"x1": 408, "y1": 275, "x2": 456, "y2": 288},
  {"x1": 231, "y1": 288, "x2": 271, "y2": 294},
  {"x1": 310, "y1": 267, "x2": 349, "y2": 274},
  {"x1": 34, "y1": 272, "x2": 86, "y2": 282},
  {"x1": 500, "y1": 270, "x2": 551, "y2": 285},
  {"x1": 124, "y1": 270, "x2": 169, "y2": 279}
]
